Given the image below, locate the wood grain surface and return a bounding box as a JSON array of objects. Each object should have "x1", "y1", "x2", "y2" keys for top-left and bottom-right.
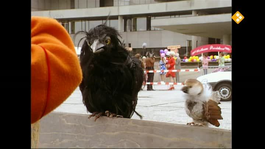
[{"x1": 39, "y1": 112, "x2": 231, "y2": 148}]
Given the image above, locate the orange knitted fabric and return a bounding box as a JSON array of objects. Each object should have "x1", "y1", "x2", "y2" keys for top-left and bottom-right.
[{"x1": 31, "y1": 16, "x2": 82, "y2": 124}]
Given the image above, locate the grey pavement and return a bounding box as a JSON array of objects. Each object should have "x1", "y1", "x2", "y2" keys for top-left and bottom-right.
[{"x1": 54, "y1": 84, "x2": 231, "y2": 130}]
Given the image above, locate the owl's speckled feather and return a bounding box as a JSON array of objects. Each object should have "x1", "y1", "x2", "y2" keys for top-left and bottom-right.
[{"x1": 182, "y1": 79, "x2": 223, "y2": 127}]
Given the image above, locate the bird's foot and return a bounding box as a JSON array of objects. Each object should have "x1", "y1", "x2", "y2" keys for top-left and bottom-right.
[
  {"x1": 88, "y1": 112, "x2": 104, "y2": 121},
  {"x1": 187, "y1": 122, "x2": 195, "y2": 125},
  {"x1": 105, "y1": 110, "x2": 123, "y2": 118},
  {"x1": 187, "y1": 122, "x2": 203, "y2": 126}
]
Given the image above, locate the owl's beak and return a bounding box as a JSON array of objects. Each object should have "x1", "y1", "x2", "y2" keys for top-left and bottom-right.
[
  {"x1": 91, "y1": 39, "x2": 104, "y2": 53},
  {"x1": 181, "y1": 86, "x2": 188, "y2": 93}
]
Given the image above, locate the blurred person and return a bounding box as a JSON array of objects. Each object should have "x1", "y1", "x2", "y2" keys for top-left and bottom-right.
[
  {"x1": 142, "y1": 56, "x2": 147, "y2": 69},
  {"x1": 175, "y1": 53, "x2": 181, "y2": 82},
  {"x1": 159, "y1": 56, "x2": 167, "y2": 83},
  {"x1": 166, "y1": 51, "x2": 176, "y2": 90},
  {"x1": 134, "y1": 53, "x2": 144, "y2": 69},
  {"x1": 142, "y1": 56, "x2": 147, "y2": 89},
  {"x1": 202, "y1": 53, "x2": 210, "y2": 75},
  {"x1": 218, "y1": 52, "x2": 225, "y2": 68},
  {"x1": 145, "y1": 53, "x2": 156, "y2": 91},
  {"x1": 142, "y1": 42, "x2": 147, "y2": 57},
  {"x1": 135, "y1": 53, "x2": 145, "y2": 90}
]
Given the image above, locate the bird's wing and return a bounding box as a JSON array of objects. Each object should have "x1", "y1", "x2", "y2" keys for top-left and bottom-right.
[
  {"x1": 203, "y1": 99, "x2": 223, "y2": 127},
  {"x1": 128, "y1": 56, "x2": 144, "y2": 119},
  {"x1": 79, "y1": 39, "x2": 92, "y2": 93}
]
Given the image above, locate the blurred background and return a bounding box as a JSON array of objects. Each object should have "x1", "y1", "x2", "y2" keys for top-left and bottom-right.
[{"x1": 31, "y1": 0, "x2": 231, "y2": 58}]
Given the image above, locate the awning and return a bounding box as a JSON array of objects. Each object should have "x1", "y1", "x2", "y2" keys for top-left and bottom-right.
[{"x1": 191, "y1": 44, "x2": 231, "y2": 56}]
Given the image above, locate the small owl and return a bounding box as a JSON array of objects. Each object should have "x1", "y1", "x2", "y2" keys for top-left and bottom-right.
[{"x1": 181, "y1": 79, "x2": 223, "y2": 127}]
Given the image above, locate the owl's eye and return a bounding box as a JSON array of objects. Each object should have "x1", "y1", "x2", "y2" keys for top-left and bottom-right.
[{"x1": 105, "y1": 37, "x2": 111, "y2": 45}]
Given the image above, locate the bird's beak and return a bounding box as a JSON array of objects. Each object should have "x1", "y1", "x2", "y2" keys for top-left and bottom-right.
[
  {"x1": 91, "y1": 39, "x2": 105, "y2": 53},
  {"x1": 181, "y1": 86, "x2": 188, "y2": 93}
]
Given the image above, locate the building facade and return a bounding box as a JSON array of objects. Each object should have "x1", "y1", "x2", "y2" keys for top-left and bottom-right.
[{"x1": 31, "y1": 0, "x2": 231, "y2": 57}]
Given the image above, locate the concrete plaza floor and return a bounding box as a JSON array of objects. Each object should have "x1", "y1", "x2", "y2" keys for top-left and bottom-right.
[{"x1": 54, "y1": 85, "x2": 231, "y2": 130}]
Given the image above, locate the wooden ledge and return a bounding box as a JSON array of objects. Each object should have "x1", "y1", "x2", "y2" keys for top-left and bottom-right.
[{"x1": 38, "y1": 112, "x2": 231, "y2": 148}]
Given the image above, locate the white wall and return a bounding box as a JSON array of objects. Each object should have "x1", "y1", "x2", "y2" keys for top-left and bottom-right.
[
  {"x1": 58, "y1": 0, "x2": 71, "y2": 9},
  {"x1": 31, "y1": 0, "x2": 231, "y2": 19},
  {"x1": 31, "y1": 0, "x2": 45, "y2": 11},
  {"x1": 75, "y1": 0, "x2": 99, "y2": 8},
  {"x1": 114, "y1": 0, "x2": 156, "y2": 6},
  {"x1": 31, "y1": 0, "x2": 72, "y2": 10},
  {"x1": 31, "y1": 0, "x2": 39, "y2": 11},
  {"x1": 31, "y1": 0, "x2": 226, "y2": 49},
  {"x1": 72, "y1": 30, "x2": 191, "y2": 48}
]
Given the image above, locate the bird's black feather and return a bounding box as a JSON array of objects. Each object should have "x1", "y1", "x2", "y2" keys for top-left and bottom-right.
[{"x1": 79, "y1": 24, "x2": 143, "y2": 119}]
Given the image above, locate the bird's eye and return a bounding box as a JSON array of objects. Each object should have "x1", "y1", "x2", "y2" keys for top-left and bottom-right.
[
  {"x1": 86, "y1": 40, "x2": 91, "y2": 46},
  {"x1": 105, "y1": 37, "x2": 111, "y2": 45}
]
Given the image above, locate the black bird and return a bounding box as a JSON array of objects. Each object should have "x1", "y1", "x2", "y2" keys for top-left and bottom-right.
[{"x1": 77, "y1": 24, "x2": 143, "y2": 121}]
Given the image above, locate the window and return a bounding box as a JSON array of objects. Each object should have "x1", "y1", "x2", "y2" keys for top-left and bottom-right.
[
  {"x1": 100, "y1": 0, "x2": 113, "y2": 7},
  {"x1": 109, "y1": 20, "x2": 118, "y2": 30},
  {"x1": 89, "y1": 20, "x2": 103, "y2": 29},
  {"x1": 70, "y1": 0, "x2": 75, "y2": 9},
  {"x1": 61, "y1": 22, "x2": 69, "y2": 33},
  {"x1": 137, "y1": 17, "x2": 146, "y2": 31}
]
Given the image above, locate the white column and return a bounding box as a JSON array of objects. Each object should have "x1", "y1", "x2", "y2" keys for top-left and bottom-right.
[
  {"x1": 192, "y1": 10, "x2": 198, "y2": 16},
  {"x1": 118, "y1": 16, "x2": 123, "y2": 32},
  {"x1": 127, "y1": 19, "x2": 132, "y2": 32},
  {"x1": 222, "y1": 34, "x2": 231, "y2": 45},
  {"x1": 192, "y1": 36, "x2": 197, "y2": 50}
]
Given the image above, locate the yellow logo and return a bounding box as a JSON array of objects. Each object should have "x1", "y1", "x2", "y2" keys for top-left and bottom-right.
[{"x1": 232, "y1": 11, "x2": 244, "y2": 24}]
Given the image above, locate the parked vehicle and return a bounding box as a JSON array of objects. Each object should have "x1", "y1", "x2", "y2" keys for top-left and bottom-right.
[{"x1": 197, "y1": 66, "x2": 232, "y2": 101}]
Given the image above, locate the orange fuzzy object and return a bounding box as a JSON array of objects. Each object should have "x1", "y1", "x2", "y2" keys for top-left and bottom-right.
[{"x1": 31, "y1": 16, "x2": 82, "y2": 124}]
